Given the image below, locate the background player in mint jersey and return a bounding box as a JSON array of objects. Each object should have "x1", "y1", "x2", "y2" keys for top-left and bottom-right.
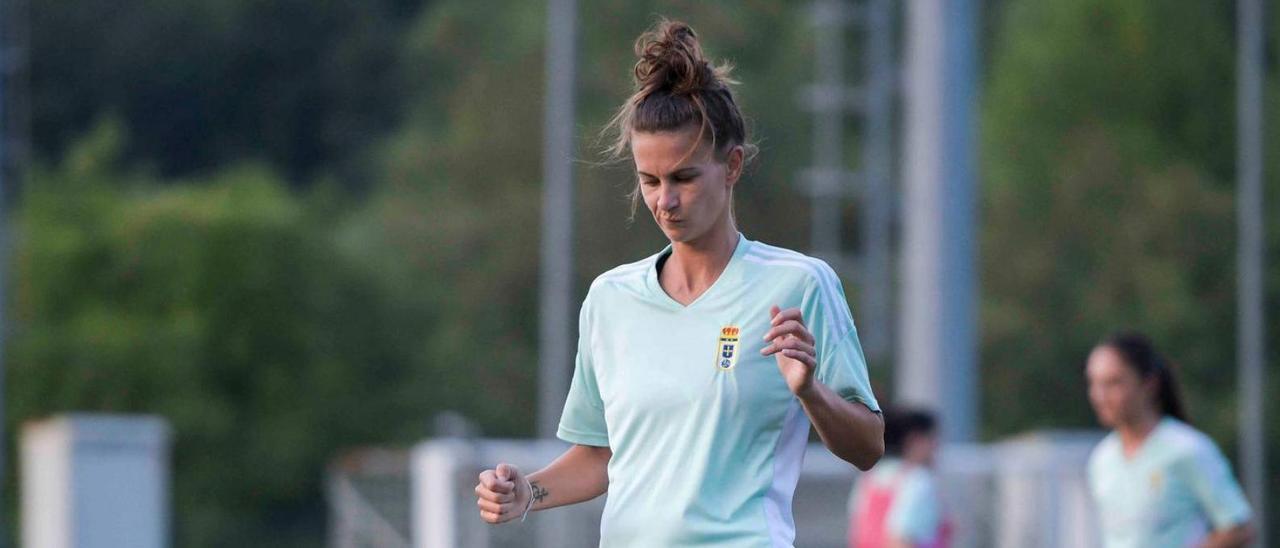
[
  {"x1": 474, "y1": 18, "x2": 884, "y2": 547},
  {"x1": 1085, "y1": 331, "x2": 1255, "y2": 548},
  {"x1": 848, "y1": 408, "x2": 950, "y2": 548}
]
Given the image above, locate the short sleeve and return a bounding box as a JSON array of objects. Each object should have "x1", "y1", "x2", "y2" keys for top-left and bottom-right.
[
  {"x1": 1178, "y1": 439, "x2": 1252, "y2": 530},
  {"x1": 801, "y1": 269, "x2": 880, "y2": 412},
  {"x1": 886, "y1": 470, "x2": 942, "y2": 542},
  {"x1": 556, "y1": 299, "x2": 610, "y2": 447}
]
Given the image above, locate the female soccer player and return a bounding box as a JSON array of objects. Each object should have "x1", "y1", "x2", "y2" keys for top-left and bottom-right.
[
  {"x1": 474, "y1": 19, "x2": 883, "y2": 547},
  {"x1": 1085, "y1": 331, "x2": 1255, "y2": 547},
  {"x1": 848, "y1": 408, "x2": 950, "y2": 548}
]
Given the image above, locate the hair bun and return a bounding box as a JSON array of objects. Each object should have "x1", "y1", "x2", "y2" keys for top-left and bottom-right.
[{"x1": 633, "y1": 20, "x2": 719, "y2": 95}]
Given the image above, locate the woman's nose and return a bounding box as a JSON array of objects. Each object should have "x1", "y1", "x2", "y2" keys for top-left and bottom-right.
[{"x1": 657, "y1": 183, "x2": 679, "y2": 210}]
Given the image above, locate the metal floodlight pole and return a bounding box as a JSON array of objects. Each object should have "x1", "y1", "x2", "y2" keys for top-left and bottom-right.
[
  {"x1": 1235, "y1": 0, "x2": 1266, "y2": 545},
  {"x1": 536, "y1": 3, "x2": 577, "y2": 545},
  {"x1": 538, "y1": 0, "x2": 577, "y2": 441},
  {"x1": 537, "y1": 0, "x2": 578, "y2": 440},
  {"x1": 898, "y1": 0, "x2": 978, "y2": 442},
  {"x1": 862, "y1": 0, "x2": 894, "y2": 362},
  {"x1": 0, "y1": 0, "x2": 11, "y2": 540}
]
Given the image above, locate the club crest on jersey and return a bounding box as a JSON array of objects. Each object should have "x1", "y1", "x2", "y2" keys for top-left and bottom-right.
[{"x1": 715, "y1": 326, "x2": 741, "y2": 371}]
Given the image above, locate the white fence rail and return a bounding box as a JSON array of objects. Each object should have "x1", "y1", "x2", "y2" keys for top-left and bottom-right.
[{"x1": 394, "y1": 430, "x2": 1102, "y2": 548}]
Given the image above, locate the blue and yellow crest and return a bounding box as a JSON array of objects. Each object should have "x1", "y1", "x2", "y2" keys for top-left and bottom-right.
[{"x1": 715, "y1": 326, "x2": 741, "y2": 371}]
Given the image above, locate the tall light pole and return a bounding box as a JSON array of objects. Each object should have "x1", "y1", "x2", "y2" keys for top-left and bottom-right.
[
  {"x1": 537, "y1": 0, "x2": 577, "y2": 442},
  {"x1": 898, "y1": 0, "x2": 979, "y2": 442},
  {"x1": 1235, "y1": 0, "x2": 1266, "y2": 545}
]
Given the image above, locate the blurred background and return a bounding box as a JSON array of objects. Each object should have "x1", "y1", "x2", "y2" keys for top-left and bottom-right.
[{"x1": 3, "y1": 0, "x2": 1278, "y2": 547}]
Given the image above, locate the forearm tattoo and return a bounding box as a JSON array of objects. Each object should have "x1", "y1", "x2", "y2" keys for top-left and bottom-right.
[{"x1": 530, "y1": 481, "x2": 549, "y2": 506}]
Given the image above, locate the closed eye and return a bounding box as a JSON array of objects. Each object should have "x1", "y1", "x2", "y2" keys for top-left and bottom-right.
[
  {"x1": 671, "y1": 168, "x2": 700, "y2": 182},
  {"x1": 637, "y1": 168, "x2": 700, "y2": 185}
]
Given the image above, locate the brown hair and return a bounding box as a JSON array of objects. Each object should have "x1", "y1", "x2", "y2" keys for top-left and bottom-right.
[
  {"x1": 604, "y1": 19, "x2": 757, "y2": 211},
  {"x1": 1095, "y1": 330, "x2": 1190, "y2": 423}
]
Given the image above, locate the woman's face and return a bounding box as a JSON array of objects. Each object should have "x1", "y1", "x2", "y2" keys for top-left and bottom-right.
[
  {"x1": 903, "y1": 430, "x2": 939, "y2": 466},
  {"x1": 1085, "y1": 346, "x2": 1156, "y2": 428},
  {"x1": 631, "y1": 127, "x2": 742, "y2": 244}
]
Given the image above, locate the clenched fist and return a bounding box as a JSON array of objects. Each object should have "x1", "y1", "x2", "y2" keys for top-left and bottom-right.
[{"x1": 475, "y1": 463, "x2": 531, "y2": 524}]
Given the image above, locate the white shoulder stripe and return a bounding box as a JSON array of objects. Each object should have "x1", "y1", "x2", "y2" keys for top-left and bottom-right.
[
  {"x1": 747, "y1": 244, "x2": 844, "y2": 299},
  {"x1": 745, "y1": 246, "x2": 854, "y2": 335},
  {"x1": 595, "y1": 270, "x2": 647, "y2": 285},
  {"x1": 749, "y1": 241, "x2": 809, "y2": 260},
  {"x1": 742, "y1": 254, "x2": 847, "y2": 334},
  {"x1": 601, "y1": 261, "x2": 649, "y2": 278},
  {"x1": 590, "y1": 259, "x2": 653, "y2": 290}
]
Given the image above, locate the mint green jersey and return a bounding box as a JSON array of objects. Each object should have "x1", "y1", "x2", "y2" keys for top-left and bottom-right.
[
  {"x1": 557, "y1": 234, "x2": 880, "y2": 547},
  {"x1": 1087, "y1": 417, "x2": 1252, "y2": 548}
]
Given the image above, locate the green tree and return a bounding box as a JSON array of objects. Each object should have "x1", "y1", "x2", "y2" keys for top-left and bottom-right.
[
  {"x1": 9, "y1": 120, "x2": 432, "y2": 546},
  {"x1": 32, "y1": 0, "x2": 427, "y2": 185}
]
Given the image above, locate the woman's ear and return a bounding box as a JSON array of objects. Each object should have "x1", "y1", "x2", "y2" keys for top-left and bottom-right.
[{"x1": 725, "y1": 145, "x2": 745, "y2": 187}]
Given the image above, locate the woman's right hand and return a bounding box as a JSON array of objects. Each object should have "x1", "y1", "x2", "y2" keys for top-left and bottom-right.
[{"x1": 475, "y1": 463, "x2": 530, "y2": 524}]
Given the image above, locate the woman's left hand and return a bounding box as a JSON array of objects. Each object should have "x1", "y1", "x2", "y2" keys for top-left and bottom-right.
[{"x1": 761, "y1": 305, "x2": 818, "y2": 397}]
